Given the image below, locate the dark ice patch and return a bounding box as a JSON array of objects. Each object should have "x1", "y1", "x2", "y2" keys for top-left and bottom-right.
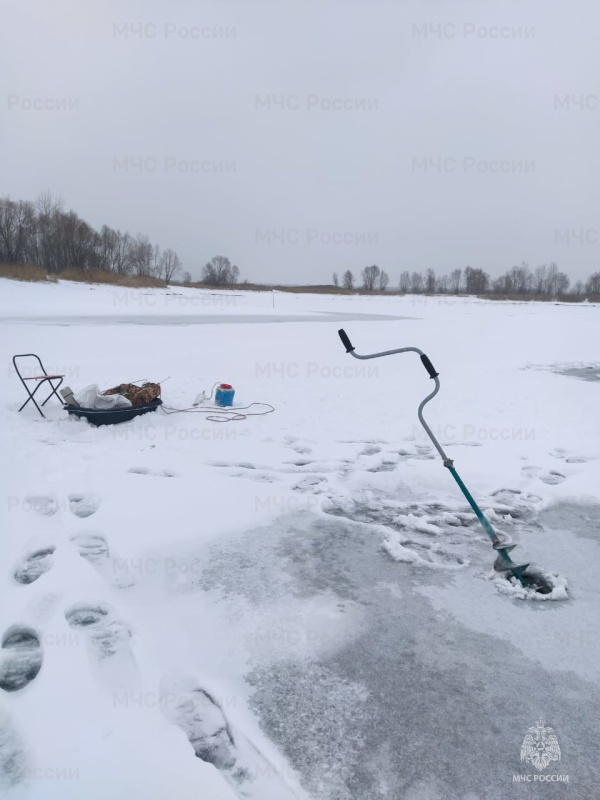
[{"x1": 556, "y1": 366, "x2": 600, "y2": 383}]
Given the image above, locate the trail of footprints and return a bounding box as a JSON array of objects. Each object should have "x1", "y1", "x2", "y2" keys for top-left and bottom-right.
[
  {"x1": 211, "y1": 438, "x2": 591, "y2": 490},
  {"x1": 207, "y1": 437, "x2": 438, "y2": 484},
  {"x1": 2, "y1": 478, "x2": 302, "y2": 800},
  {"x1": 204, "y1": 438, "x2": 586, "y2": 578},
  {"x1": 1, "y1": 491, "x2": 135, "y2": 695}
]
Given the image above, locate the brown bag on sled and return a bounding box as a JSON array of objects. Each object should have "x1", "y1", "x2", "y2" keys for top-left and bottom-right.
[{"x1": 103, "y1": 382, "x2": 161, "y2": 407}]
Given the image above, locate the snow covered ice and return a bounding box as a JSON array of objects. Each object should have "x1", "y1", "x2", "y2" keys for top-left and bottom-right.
[{"x1": 1, "y1": 279, "x2": 600, "y2": 799}]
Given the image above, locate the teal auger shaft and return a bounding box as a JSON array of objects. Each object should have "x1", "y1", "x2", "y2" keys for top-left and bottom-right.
[
  {"x1": 445, "y1": 465, "x2": 529, "y2": 584},
  {"x1": 337, "y1": 328, "x2": 532, "y2": 589},
  {"x1": 446, "y1": 465, "x2": 501, "y2": 544}
]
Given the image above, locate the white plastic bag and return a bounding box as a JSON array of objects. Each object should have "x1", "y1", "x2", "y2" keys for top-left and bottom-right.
[{"x1": 74, "y1": 385, "x2": 132, "y2": 409}]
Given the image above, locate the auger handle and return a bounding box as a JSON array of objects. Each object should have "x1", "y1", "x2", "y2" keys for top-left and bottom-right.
[
  {"x1": 338, "y1": 329, "x2": 355, "y2": 353},
  {"x1": 420, "y1": 354, "x2": 439, "y2": 379}
]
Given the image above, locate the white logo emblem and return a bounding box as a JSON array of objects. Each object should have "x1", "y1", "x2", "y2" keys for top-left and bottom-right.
[{"x1": 520, "y1": 720, "x2": 561, "y2": 771}]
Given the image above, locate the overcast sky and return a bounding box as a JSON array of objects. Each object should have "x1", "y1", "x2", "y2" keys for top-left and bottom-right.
[{"x1": 2, "y1": 0, "x2": 599, "y2": 284}]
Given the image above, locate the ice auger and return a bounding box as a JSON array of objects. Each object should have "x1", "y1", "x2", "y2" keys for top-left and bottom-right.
[{"x1": 337, "y1": 329, "x2": 554, "y2": 594}]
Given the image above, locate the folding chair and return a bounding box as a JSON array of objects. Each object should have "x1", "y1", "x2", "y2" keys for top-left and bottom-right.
[{"x1": 13, "y1": 354, "x2": 65, "y2": 418}]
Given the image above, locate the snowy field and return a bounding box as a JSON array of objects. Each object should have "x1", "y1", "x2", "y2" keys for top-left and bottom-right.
[{"x1": 1, "y1": 278, "x2": 599, "y2": 800}]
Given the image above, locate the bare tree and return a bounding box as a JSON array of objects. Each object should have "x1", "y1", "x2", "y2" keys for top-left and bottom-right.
[
  {"x1": 505, "y1": 262, "x2": 532, "y2": 294},
  {"x1": 545, "y1": 262, "x2": 570, "y2": 296},
  {"x1": 152, "y1": 243, "x2": 161, "y2": 277},
  {"x1": 159, "y1": 248, "x2": 182, "y2": 285},
  {"x1": 332, "y1": 272, "x2": 339, "y2": 287},
  {"x1": 555, "y1": 271, "x2": 570, "y2": 295},
  {"x1": 361, "y1": 264, "x2": 380, "y2": 290},
  {"x1": 425, "y1": 268, "x2": 436, "y2": 293},
  {"x1": 130, "y1": 233, "x2": 153, "y2": 276},
  {"x1": 410, "y1": 271, "x2": 424, "y2": 292},
  {"x1": 182, "y1": 270, "x2": 192, "y2": 284},
  {"x1": 0, "y1": 198, "x2": 35, "y2": 264},
  {"x1": 398, "y1": 271, "x2": 410, "y2": 292},
  {"x1": 202, "y1": 255, "x2": 239, "y2": 286},
  {"x1": 342, "y1": 269, "x2": 354, "y2": 290},
  {"x1": 112, "y1": 231, "x2": 133, "y2": 275},
  {"x1": 533, "y1": 264, "x2": 548, "y2": 294},
  {"x1": 35, "y1": 190, "x2": 64, "y2": 217},
  {"x1": 464, "y1": 266, "x2": 490, "y2": 294},
  {"x1": 585, "y1": 272, "x2": 600, "y2": 294},
  {"x1": 571, "y1": 280, "x2": 584, "y2": 296},
  {"x1": 449, "y1": 268, "x2": 462, "y2": 293},
  {"x1": 379, "y1": 269, "x2": 389, "y2": 291}
]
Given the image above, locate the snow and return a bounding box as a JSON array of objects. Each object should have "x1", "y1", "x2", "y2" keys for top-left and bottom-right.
[{"x1": 1, "y1": 278, "x2": 600, "y2": 798}]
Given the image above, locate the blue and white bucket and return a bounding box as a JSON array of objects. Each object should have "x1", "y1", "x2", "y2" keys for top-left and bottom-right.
[{"x1": 215, "y1": 383, "x2": 235, "y2": 407}]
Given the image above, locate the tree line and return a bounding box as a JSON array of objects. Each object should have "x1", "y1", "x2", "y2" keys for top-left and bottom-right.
[
  {"x1": 3, "y1": 193, "x2": 598, "y2": 295},
  {"x1": 334, "y1": 262, "x2": 600, "y2": 298},
  {"x1": 0, "y1": 193, "x2": 243, "y2": 287},
  {"x1": 0, "y1": 193, "x2": 185, "y2": 283}
]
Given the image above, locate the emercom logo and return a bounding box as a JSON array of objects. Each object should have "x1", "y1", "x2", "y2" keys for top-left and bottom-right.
[{"x1": 513, "y1": 720, "x2": 568, "y2": 783}]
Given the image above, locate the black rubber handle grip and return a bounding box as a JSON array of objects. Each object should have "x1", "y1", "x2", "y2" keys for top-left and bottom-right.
[
  {"x1": 338, "y1": 329, "x2": 355, "y2": 353},
  {"x1": 420, "y1": 354, "x2": 439, "y2": 379}
]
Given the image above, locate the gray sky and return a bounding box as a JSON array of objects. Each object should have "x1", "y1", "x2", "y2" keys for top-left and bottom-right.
[{"x1": 2, "y1": 0, "x2": 599, "y2": 284}]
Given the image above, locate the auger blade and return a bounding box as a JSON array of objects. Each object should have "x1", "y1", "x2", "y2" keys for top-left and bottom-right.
[
  {"x1": 493, "y1": 553, "x2": 529, "y2": 574},
  {"x1": 492, "y1": 542, "x2": 517, "y2": 552}
]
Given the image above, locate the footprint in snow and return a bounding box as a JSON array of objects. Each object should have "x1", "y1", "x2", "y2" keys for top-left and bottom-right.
[
  {"x1": 415, "y1": 444, "x2": 434, "y2": 457},
  {"x1": 394, "y1": 513, "x2": 442, "y2": 535},
  {"x1": 0, "y1": 707, "x2": 27, "y2": 787},
  {"x1": 292, "y1": 475, "x2": 328, "y2": 493},
  {"x1": 540, "y1": 472, "x2": 566, "y2": 485},
  {"x1": 23, "y1": 495, "x2": 58, "y2": 516},
  {"x1": 161, "y1": 681, "x2": 236, "y2": 770},
  {"x1": 68, "y1": 494, "x2": 101, "y2": 518},
  {"x1": 13, "y1": 547, "x2": 55, "y2": 585},
  {"x1": 160, "y1": 672, "x2": 300, "y2": 799},
  {"x1": 284, "y1": 458, "x2": 315, "y2": 468},
  {"x1": 492, "y1": 488, "x2": 542, "y2": 507},
  {"x1": 127, "y1": 467, "x2": 177, "y2": 478},
  {"x1": 521, "y1": 466, "x2": 566, "y2": 485},
  {"x1": 394, "y1": 447, "x2": 435, "y2": 462},
  {"x1": 286, "y1": 440, "x2": 313, "y2": 455},
  {"x1": 360, "y1": 444, "x2": 381, "y2": 456},
  {"x1": 383, "y1": 535, "x2": 468, "y2": 570},
  {"x1": 65, "y1": 603, "x2": 138, "y2": 686},
  {"x1": 70, "y1": 532, "x2": 135, "y2": 588},
  {"x1": 549, "y1": 448, "x2": 588, "y2": 464},
  {"x1": 0, "y1": 627, "x2": 43, "y2": 693},
  {"x1": 366, "y1": 461, "x2": 398, "y2": 473}
]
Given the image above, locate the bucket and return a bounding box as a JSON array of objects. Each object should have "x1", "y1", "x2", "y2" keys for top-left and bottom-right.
[{"x1": 215, "y1": 383, "x2": 235, "y2": 407}]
